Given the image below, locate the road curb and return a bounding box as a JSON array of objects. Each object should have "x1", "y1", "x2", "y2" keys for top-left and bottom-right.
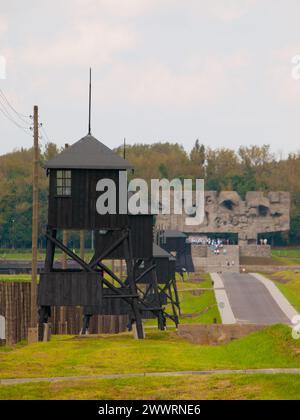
[{"x1": 211, "y1": 273, "x2": 236, "y2": 324}]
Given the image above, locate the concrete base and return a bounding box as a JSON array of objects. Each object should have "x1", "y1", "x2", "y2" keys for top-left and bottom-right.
[
  {"x1": 28, "y1": 324, "x2": 51, "y2": 343},
  {"x1": 192, "y1": 245, "x2": 240, "y2": 273},
  {"x1": 240, "y1": 245, "x2": 271, "y2": 258},
  {"x1": 43, "y1": 323, "x2": 51, "y2": 342},
  {"x1": 27, "y1": 327, "x2": 38, "y2": 344},
  {"x1": 192, "y1": 245, "x2": 273, "y2": 273},
  {"x1": 132, "y1": 322, "x2": 145, "y2": 339}
]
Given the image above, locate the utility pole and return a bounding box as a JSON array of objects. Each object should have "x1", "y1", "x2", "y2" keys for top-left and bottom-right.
[{"x1": 31, "y1": 105, "x2": 39, "y2": 329}]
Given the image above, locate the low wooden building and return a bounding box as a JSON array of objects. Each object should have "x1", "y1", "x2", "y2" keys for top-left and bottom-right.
[{"x1": 159, "y1": 230, "x2": 194, "y2": 274}]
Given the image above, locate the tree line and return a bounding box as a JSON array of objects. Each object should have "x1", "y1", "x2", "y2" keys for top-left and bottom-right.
[{"x1": 0, "y1": 140, "x2": 299, "y2": 248}]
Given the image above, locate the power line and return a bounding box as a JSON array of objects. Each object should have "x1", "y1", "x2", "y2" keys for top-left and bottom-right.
[
  {"x1": 0, "y1": 88, "x2": 33, "y2": 137},
  {"x1": 40, "y1": 124, "x2": 52, "y2": 143},
  {"x1": 0, "y1": 101, "x2": 32, "y2": 137},
  {"x1": 0, "y1": 101, "x2": 30, "y2": 130},
  {"x1": 0, "y1": 88, "x2": 55, "y2": 145},
  {"x1": 0, "y1": 88, "x2": 31, "y2": 124}
]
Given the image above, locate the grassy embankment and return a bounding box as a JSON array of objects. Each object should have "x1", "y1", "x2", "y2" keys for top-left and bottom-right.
[
  {"x1": 0, "y1": 325, "x2": 299, "y2": 378},
  {"x1": 2, "y1": 374, "x2": 300, "y2": 400},
  {"x1": 271, "y1": 247, "x2": 300, "y2": 266},
  {"x1": 153, "y1": 272, "x2": 221, "y2": 326},
  {"x1": 267, "y1": 269, "x2": 300, "y2": 312},
  {"x1": 0, "y1": 325, "x2": 300, "y2": 399}
]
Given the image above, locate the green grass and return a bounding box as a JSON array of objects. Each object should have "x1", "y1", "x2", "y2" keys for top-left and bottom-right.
[
  {"x1": 275, "y1": 283, "x2": 300, "y2": 311},
  {"x1": 0, "y1": 325, "x2": 299, "y2": 380},
  {"x1": 176, "y1": 273, "x2": 213, "y2": 291},
  {"x1": 0, "y1": 250, "x2": 45, "y2": 261},
  {"x1": 147, "y1": 273, "x2": 220, "y2": 327},
  {"x1": 271, "y1": 255, "x2": 300, "y2": 266},
  {"x1": 178, "y1": 289, "x2": 221, "y2": 324},
  {"x1": 268, "y1": 270, "x2": 300, "y2": 311},
  {"x1": 271, "y1": 248, "x2": 300, "y2": 266},
  {"x1": 272, "y1": 248, "x2": 300, "y2": 259},
  {"x1": 0, "y1": 249, "x2": 94, "y2": 261},
  {"x1": 0, "y1": 274, "x2": 33, "y2": 282},
  {"x1": 176, "y1": 272, "x2": 221, "y2": 324},
  {"x1": 1, "y1": 373, "x2": 300, "y2": 400},
  {"x1": 200, "y1": 272, "x2": 214, "y2": 288}
]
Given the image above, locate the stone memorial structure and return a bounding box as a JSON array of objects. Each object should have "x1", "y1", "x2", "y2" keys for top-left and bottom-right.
[
  {"x1": 156, "y1": 191, "x2": 290, "y2": 271},
  {"x1": 157, "y1": 191, "x2": 290, "y2": 245}
]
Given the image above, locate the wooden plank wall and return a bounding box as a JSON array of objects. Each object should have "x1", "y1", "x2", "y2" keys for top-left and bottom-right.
[
  {"x1": 94, "y1": 215, "x2": 154, "y2": 259},
  {"x1": 48, "y1": 169, "x2": 129, "y2": 229},
  {"x1": 38, "y1": 272, "x2": 103, "y2": 306},
  {"x1": 0, "y1": 282, "x2": 31, "y2": 345},
  {"x1": 0, "y1": 282, "x2": 128, "y2": 345},
  {"x1": 51, "y1": 306, "x2": 128, "y2": 335}
]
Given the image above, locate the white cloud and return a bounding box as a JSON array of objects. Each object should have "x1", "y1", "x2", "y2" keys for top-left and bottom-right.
[
  {"x1": 0, "y1": 0, "x2": 299, "y2": 155},
  {"x1": 0, "y1": 14, "x2": 8, "y2": 36},
  {"x1": 71, "y1": 0, "x2": 160, "y2": 19},
  {"x1": 265, "y1": 46, "x2": 300, "y2": 104},
  {"x1": 90, "y1": 52, "x2": 252, "y2": 108},
  {"x1": 21, "y1": 20, "x2": 137, "y2": 70},
  {"x1": 57, "y1": 0, "x2": 259, "y2": 26},
  {"x1": 205, "y1": 0, "x2": 259, "y2": 22}
]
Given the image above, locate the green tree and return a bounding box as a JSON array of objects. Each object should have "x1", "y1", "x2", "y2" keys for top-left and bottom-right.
[{"x1": 190, "y1": 139, "x2": 205, "y2": 179}]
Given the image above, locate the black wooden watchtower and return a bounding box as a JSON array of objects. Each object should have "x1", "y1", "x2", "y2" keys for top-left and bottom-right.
[
  {"x1": 136, "y1": 243, "x2": 180, "y2": 326},
  {"x1": 85, "y1": 209, "x2": 167, "y2": 331},
  {"x1": 83, "y1": 235, "x2": 180, "y2": 329},
  {"x1": 38, "y1": 133, "x2": 146, "y2": 339}
]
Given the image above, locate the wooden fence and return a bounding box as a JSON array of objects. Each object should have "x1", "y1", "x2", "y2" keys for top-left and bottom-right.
[
  {"x1": 0, "y1": 282, "x2": 128, "y2": 345},
  {"x1": 0, "y1": 282, "x2": 31, "y2": 346}
]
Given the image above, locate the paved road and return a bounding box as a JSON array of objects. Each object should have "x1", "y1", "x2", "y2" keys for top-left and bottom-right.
[{"x1": 221, "y1": 273, "x2": 290, "y2": 325}]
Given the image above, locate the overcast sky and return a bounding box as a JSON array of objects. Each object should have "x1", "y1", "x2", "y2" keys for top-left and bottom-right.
[{"x1": 0, "y1": 0, "x2": 300, "y2": 156}]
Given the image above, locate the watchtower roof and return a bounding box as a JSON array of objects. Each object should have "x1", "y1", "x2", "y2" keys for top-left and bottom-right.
[
  {"x1": 153, "y1": 243, "x2": 172, "y2": 259},
  {"x1": 45, "y1": 134, "x2": 132, "y2": 170}
]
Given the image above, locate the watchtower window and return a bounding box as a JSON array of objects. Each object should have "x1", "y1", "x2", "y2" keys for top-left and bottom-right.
[{"x1": 56, "y1": 170, "x2": 71, "y2": 196}]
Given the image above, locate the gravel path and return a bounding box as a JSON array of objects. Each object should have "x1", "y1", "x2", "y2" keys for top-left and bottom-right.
[{"x1": 2, "y1": 368, "x2": 300, "y2": 385}]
